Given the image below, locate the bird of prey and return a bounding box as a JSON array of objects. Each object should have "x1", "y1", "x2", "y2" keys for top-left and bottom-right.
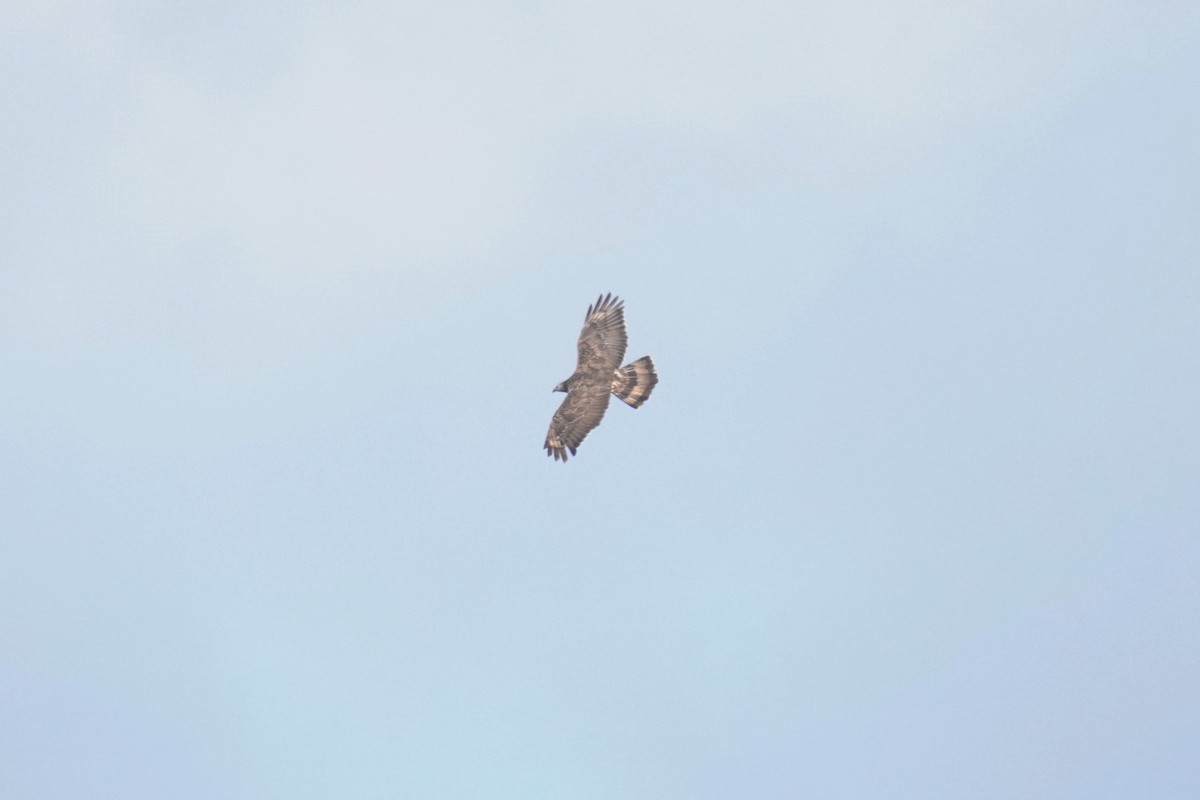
[{"x1": 544, "y1": 293, "x2": 658, "y2": 462}]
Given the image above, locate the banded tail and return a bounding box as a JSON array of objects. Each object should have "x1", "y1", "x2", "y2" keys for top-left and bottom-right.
[{"x1": 611, "y1": 356, "x2": 658, "y2": 408}]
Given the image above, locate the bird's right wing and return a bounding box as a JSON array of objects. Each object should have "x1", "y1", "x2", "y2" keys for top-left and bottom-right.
[{"x1": 544, "y1": 384, "x2": 612, "y2": 462}]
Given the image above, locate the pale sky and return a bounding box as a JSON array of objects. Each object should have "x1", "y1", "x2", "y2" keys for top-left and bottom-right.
[{"x1": 2, "y1": 2, "x2": 1199, "y2": 798}]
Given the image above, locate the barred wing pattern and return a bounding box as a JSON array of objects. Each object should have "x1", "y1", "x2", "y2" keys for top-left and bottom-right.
[
  {"x1": 544, "y1": 380, "x2": 611, "y2": 462},
  {"x1": 576, "y1": 293, "x2": 627, "y2": 372},
  {"x1": 545, "y1": 293, "x2": 657, "y2": 462}
]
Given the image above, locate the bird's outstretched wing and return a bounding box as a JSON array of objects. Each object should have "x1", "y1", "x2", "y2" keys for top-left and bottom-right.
[
  {"x1": 576, "y1": 293, "x2": 627, "y2": 373},
  {"x1": 544, "y1": 380, "x2": 612, "y2": 462}
]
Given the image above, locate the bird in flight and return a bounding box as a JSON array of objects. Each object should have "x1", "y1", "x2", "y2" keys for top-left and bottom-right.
[{"x1": 544, "y1": 293, "x2": 658, "y2": 462}]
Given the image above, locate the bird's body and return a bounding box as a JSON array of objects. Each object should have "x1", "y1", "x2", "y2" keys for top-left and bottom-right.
[{"x1": 544, "y1": 293, "x2": 658, "y2": 462}]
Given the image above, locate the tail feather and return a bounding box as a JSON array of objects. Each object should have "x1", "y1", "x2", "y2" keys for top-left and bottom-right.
[{"x1": 611, "y1": 356, "x2": 658, "y2": 408}]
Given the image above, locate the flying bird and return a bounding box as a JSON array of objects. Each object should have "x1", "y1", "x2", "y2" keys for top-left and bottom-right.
[{"x1": 544, "y1": 293, "x2": 658, "y2": 462}]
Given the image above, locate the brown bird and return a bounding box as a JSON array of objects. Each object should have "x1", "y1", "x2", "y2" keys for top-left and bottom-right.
[{"x1": 544, "y1": 293, "x2": 658, "y2": 462}]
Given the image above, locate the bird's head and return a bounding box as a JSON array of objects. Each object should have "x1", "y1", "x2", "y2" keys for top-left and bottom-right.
[{"x1": 553, "y1": 378, "x2": 570, "y2": 393}]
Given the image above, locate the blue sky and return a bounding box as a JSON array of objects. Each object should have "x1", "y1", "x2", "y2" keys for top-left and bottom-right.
[{"x1": 2, "y1": 2, "x2": 1198, "y2": 797}]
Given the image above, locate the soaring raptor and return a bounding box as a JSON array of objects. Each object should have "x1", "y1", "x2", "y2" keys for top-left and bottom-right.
[{"x1": 544, "y1": 293, "x2": 658, "y2": 462}]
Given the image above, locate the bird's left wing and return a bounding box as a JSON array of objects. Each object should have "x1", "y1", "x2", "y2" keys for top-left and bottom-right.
[{"x1": 576, "y1": 293, "x2": 628, "y2": 372}]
